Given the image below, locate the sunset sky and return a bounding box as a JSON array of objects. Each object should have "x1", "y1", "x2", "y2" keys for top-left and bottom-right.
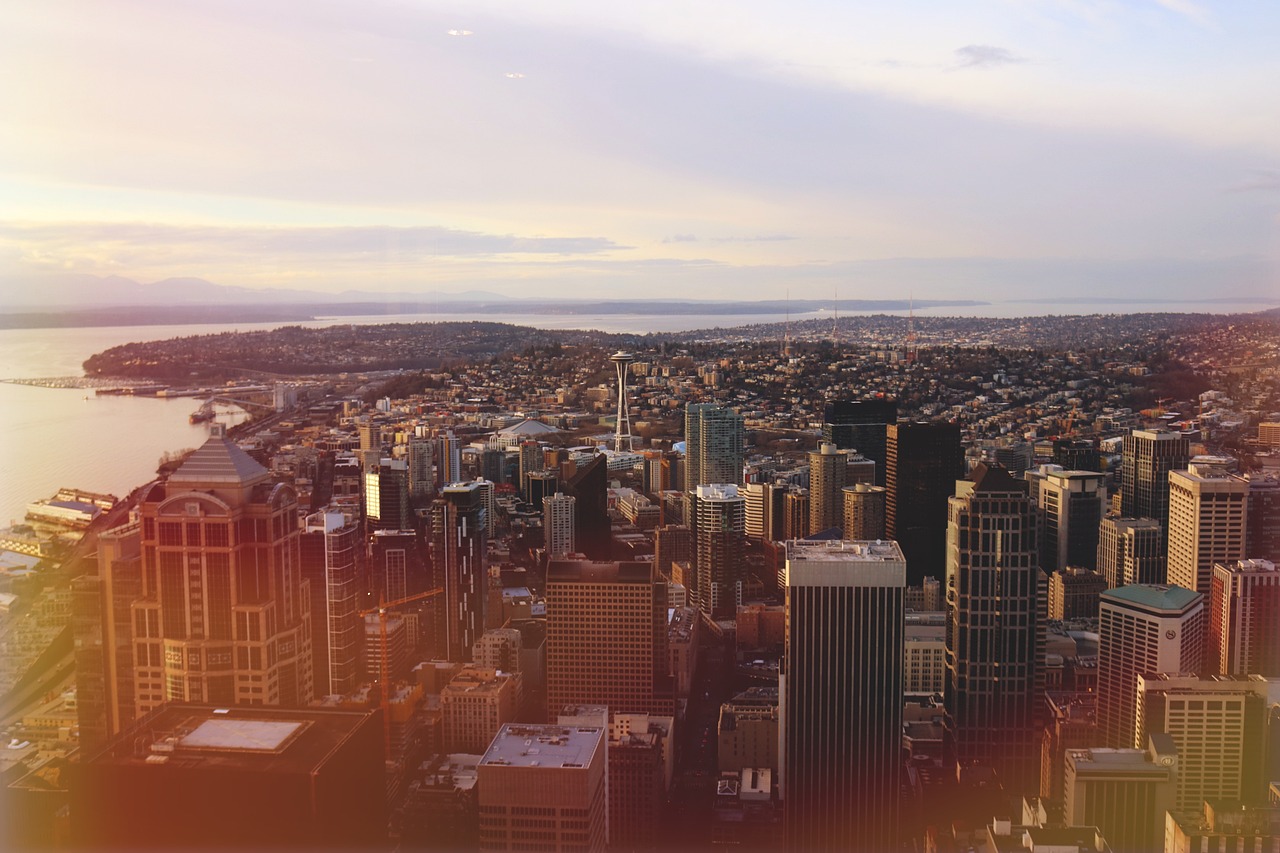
[{"x1": 3, "y1": 0, "x2": 1278, "y2": 302}]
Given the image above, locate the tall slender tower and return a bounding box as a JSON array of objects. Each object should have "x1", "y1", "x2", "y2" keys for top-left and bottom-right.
[
  {"x1": 1036, "y1": 469, "x2": 1107, "y2": 573},
  {"x1": 944, "y1": 463, "x2": 1042, "y2": 789},
  {"x1": 886, "y1": 421, "x2": 964, "y2": 584},
  {"x1": 684, "y1": 403, "x2": 745, "y2": 492},
  {"x1": 692, "y1": 484, "x2": 746, "y2": 619},
  {"x1": 807, "y1": 442, "x2": 847, "y2": 535},
  {"x1": 1167, "y1": 462, "x2": 1248, "y2": 596},
  {"x1": 610, "y1": 351, "x2": 636, "y2": 453},
  {"x1": 301, "y1": 510, "x2": 362, "y2": 698},
  {"x1": 543, "y1": 492, "x2": 576, "y2": 558},
  {"x1": 782, "y1": 539, "x2": 905, "y2": 851},
  {"x1": 1208, "y1": 558, "x2": 1280, "y2": 676},
  {"x1": 430, "y1": 482, "x2": 487, "y2": 662},
  {"x1": 1121, "y1": 429, "x2": 1189, "y2": 529}
]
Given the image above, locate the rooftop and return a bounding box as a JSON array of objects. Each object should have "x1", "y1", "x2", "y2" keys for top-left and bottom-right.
[
  {"x1": 169, "y1": 431, "x2": 270, "y2": 487},
  {"x1": 1101, "y1": 583, "x2": 1201, "y2": 613},
  {"x1": 479, "y1": 724, "x2": 603, "y2": 770}
]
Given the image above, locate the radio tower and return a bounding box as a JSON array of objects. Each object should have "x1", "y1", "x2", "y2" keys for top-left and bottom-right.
[
  {"x1": 783, "y1": 287, "x2": 793, "y2": 357},
  {"x1": 832, "y1": 285, "x2": 840, "y2": 352},
  {"x1": 610, "y1": 351, "x2": 636, "y2": 452}
]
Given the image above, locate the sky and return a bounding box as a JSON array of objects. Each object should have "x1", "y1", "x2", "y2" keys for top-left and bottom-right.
[{"x1": 2, "y1": 0, "x2": 1279, "y2": 303}]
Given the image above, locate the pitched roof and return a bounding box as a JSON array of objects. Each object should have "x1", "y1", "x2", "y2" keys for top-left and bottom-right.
[
  {"x1": 170, "y1": 434, "x2": 270, "y2": 487},
  {"x1": 968, "y1": 461, "x2": 1024, "y2": 493}
]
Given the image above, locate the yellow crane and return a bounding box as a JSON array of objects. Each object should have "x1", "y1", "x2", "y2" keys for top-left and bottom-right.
[{"x1": 359, "y1": 587, "x2": 444, "y2": 760}]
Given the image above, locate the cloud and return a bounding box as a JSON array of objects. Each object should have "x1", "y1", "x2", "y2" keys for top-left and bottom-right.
[
  {"x1": 663, "y1": 234, "x2": 698, "y2": 243},
  {"x1": 953, "y1": 45, "x2": 1027, "y2": 69},
  {"x1": 1152, "y1": 0, "x2": 1213, "y2": 27},
  {"x1": 709, "y1": 234, "x2": 795, "y2": 244},
  {"x1": 1226, "y1": 170, "x2": 1280, "y2": 193}
]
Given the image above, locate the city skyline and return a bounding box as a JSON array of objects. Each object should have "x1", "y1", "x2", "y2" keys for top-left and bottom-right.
[{"x1": 4, "y1": 1, "x2": 1280, "y2": 302}]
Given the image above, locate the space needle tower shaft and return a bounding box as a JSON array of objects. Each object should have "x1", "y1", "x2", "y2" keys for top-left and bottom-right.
[{"x1": 610, "y1": 351, "x2": 636, "y2": 453}]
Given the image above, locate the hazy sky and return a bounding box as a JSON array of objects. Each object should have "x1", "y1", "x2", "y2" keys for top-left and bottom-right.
[{"x1": 3, "y1": 0, "x2": 1278, "y2": 302}]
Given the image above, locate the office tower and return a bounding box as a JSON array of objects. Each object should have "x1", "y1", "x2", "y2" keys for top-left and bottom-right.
[
  {"x1": 782, "y1": 489, "x2": 809, "y2": 541},
  {"x1": 525, "y1": 468, "x2": 558, "y2": 508},
  {"x1": 845, "y1": 453, "x2": 876, "y2": 486},
  {"x1": 1097, "y1": 584, "x2": 1204, "y2": 749},
  {"x1": 606, "y1": 715, "x2": 674, "y2": 852},
  {"x1": 1097, "y1": 517, "x2": 1166, "y2": 588},
  {"x1": 1048, "y1": 567, "x2": 1107, "y2": 620},
  {"x1": 1167, "y1": 463, "x2": 1249, "y2": 595},
  {"x1": 822, "y1": 399, "x2": 897, "y2": 487},
  {"x1": 543, "y1": 491, "x2": 576, "y2": 558},
  {"x1": 842, "y1": 483, "x2": 886, "y2": 541},
  {"x1": 692, "y1": 484, "x2": 746, "y2": 619},
  {"x1": 364, "y1": 458, "x2": 410, "y2": 532},
  {"x1": 904, "y1": 611, "x2": 946, "y2": 695},
  {"x1": 944, "y1": 463, "x2": 1042, "y2": 789},
  {"x1": 745, "y1": 481, "x2": 787, "y2": 542},
  {"x1": 120, "y1": 428, "x2": 313, "y2": 713},
  {"x1": 562, "y1": 454, "x2": 611, "y2": 560},
  {"x1": 430, "y1": 482, "x2": 487, "y2": 662},
  {"x1": 1120, "y1": 428, "x2": 1189, "y2": 528},
  {"x1": 1246, "y1": 473, "x2": 1280, "y2": 559},
  {"x1": 441, "y1": 666, "x2": 520, "y2": 754},
  {"x1": 610, "y1": 350, "x2": 636, "y2": 452},
  {"x1": 1137, "y1": 674, "x2": 1273, "y2": 812},
  {"x1": 1037, "y1": 469, "x2": 1107, "y2": 573},
  {"x1": 358, "y1": 421, "x2": 380, "y2": 452},
  {"x1": 642, "y1": 450, "x2": 664, "y2": 494},
  {"x1": 653, "y1": 523, "x2": 692, "y2": 581},
  {"x1": 1053, "y1": 438, "x2": 1101, "y2": 474},
  {"x1": 436, "y1": 430, "x2": 462, "y2": 488},
  {"x1": 1062, "y1": 738, "x2": 1177, "y2": 853},
  {"x1": 782, "y1": 539, "x2": 905, "y2": 851},
  {"x1": 518, "y1": 440, "x2": 542, "y2": 499},
  {"x1": 407, "y1": 436, "x2": 434, "y2": 501},
  {"x1": 994, "y1": 441, "x2": 1035, "y2": 477},
  {"x1": 370, "y1": 528, "x2": 424, "y2": 602},
  {"x1": 1209, "y1": 558, "x2": 1280, "y2": 676},
  {"x1": 477, "y1": 724, "x2": 606, "y2": 852},
  {"x1": 363, "y1": 612, "x2": 409, "y2": 682},
  {"x1": 887, "y1": 421, "x2": 965, "y2": 584},
  {"x1": 684, "y1": 403, "x2": 745, "y2": 491},
  {"x1": 472, "y1": 477, "x2": 496, "y2": 537},
  {"x1": 545, "y1": 560, "x2": 672, "y2": 718},
  {"x1": 807, "y1": 442, "x2": 848, "y2": 535},
  {"x1": 301, "y1": 510, "x2": 362, "y2": 698},
  {"x1": 74, "y1": 704, "x2": 384, "y2": 850},
  {"x1": 718, "y1": 687, "x2": 780, "y2": 773},
  {"x1": 1166, "y1": 801, "x2": 1280, "y2": 853}
]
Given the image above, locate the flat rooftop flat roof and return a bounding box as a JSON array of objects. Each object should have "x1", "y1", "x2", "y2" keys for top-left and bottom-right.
[
  {"x1": 179, "y1": 719, "x2": 307, "y2": 753},
  {"x1": 480, "y1": 724, "x2": 602, "y2": 770}
]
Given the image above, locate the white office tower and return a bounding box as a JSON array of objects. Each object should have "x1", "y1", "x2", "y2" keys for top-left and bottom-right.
[
  {"x1": 1097, "y1": 584, "x2": 1204, "y2": 749},
  {"x1": 543, "y1": 492, "x2": 576, "y2": 558},
  {"x1": 1167, "y1": 462, "x2": 1248, "y2": 596},
  {"x1": 782, "y1": 539, "x2": 905, "y2": 852},
  {"x1": 693, "y1": 484, "x2": 746, "y2": 620}
]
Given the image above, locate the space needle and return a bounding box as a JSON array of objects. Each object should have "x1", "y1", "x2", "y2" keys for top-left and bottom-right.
[{"x1": 609, "y1": 351, "x2": 636, "y2": 452}]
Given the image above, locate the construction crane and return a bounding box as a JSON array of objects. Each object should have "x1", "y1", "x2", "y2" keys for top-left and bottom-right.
[{"x1": 359, "y1": 587, "x2": 444, "y2": 760}]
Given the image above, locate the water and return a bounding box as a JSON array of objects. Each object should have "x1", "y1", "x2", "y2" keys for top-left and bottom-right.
[{"x1": 2, "y1": 300, "x2": 1275, "y2": 525}]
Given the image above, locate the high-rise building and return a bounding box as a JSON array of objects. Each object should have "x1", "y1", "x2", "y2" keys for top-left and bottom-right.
[
  {"x1": 807, "y1": 442, "x2": 848, "y2": 535},
  {"x1": 744, "y1": 480, "x2": 787, "y2": 542},
  {"x1": 994, "y1": 441, "x2": 1035, "y2": 477},
  {"x1": 1062, "y1": 738, "x2": 1178, "y2": 853},
  {"x1": 1048, "y1": 566, "x2": 1107, "y2": 621},
  {"x1": 525, "y1": 468, "x2": 559, "y2": 508},
  {"x1": 653, "y1": 523, "x2": 692, "y2": 583},
  {"x1": 1165, "y1": 800, "x2": 1280, "y2": 853},
  {"x1": 904, "y1": 611, "x2": 946, "y2": 695},
  {"x1": 887, "y1": 421, "x2": 965, "y2": 584},
  {"x1": 301, "y1": 510, "x2": 362, "y2": 698},
  {"x1": 822, "y1": 399, "x2": 897, "y2": 487},
  {"x1": 841, "y1": 484, "x2": 886, "y2": 541},
  {"x1": 543, "y1": 491, "x2": 576, "y2": 558},
  {"x1": 407, "y1": 436, "x2": 434, "y2": 501},
  {"x1": 1097, "y1": 584, "x2": 1204, "y2": 749},
  {"x1": 562, "y1": 454, "x2": 611, "y2": 560},
  {"x1": 1245, "y1": 473, "x2": 1280, "y2": 559},
  {"x1": 1167, "y1": 463, "x2": 1248, "y2": 596},
  {"x1": 545, "y1": 560, "x2": 672, "y2": 718},
  {"x1": 477, "y1": 724, "x2": 606, "y2": 853},
  {"x1": 441, "y1": 665, "x2": 520, "y2": 754},
  {"x1": 1136, "y1": 673, "x2": 1274, "y2": 812},
  {"x1": 782, "y1": 539, "x2": 905, "y2": 851},
  {"x1": 1097, "y1": 517, "x2": 1166, "y2": 589},
  {"x1": 370, "y1": 528, "x2": 427, "y2": 603},
  {"x1": 518, "y1": 440, "x2": 542, "y2": 500},
  {"x1": 1053, "y1": 438, "x2": 1101, "y2": 474},
  {"x1": 436, "y1": 430, "x2": 462, "y2": 489},
  {"x1": 692, "y1": 484, "x2": 746, "y2": 619},
  {"x1": 1120, "y1": 428, "x2": 1189, "y2": 529},
  {"x1": 364, "y1": 458, "x2": 410, "y2": 532},
  {"x1": 1037, "y1": 470, "x2": 1107, "y2": 573},
  {"x1": 430, "y1": 482, "x2": 487, "y2": 662},
  {"x1": 1209, "y1": 558, "x2": 1280, "y2": 676},
  {"x1": 684, "y1": 403, "x2": 744, "y2": 491},
  {"x1": 944, "y1": 463, "x2": 1042, "y2": 789},
  {"x1": 782, "y1": 488, "x2": 809, "y2": 541},
  {"x1": 73, "y1": 704, "x2": 384, "y2": 850},
  {"x1": 1039, "y1": 692, "x2": 1099, "y2": 811}
]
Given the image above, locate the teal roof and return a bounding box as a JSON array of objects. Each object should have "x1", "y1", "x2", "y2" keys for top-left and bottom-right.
[{"x1": 1102, "y1": 584, "x2": 1201, "y2": 612}]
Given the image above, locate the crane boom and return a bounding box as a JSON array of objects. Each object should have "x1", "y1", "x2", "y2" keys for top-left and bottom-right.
[{"x1": 359, "y1": 586, "x2": 445, "y2": 761}]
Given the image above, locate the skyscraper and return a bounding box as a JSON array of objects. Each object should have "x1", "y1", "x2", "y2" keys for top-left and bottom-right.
[
  {"x1": 841, "y1": 484, "x2": 886, "y2": 541},
  {"x1": 143, "y1": 428, "x2": 313, "y2": 709},
  {"x1": 1245, "y1": 473, "x2": 1280, "y2": 559},
  {"x1": 684, "y1": 403, "x2": 744, "y2": 492},
  {"x1": 301, "y1": 510, "x2": 362, "y2": 698},
  {"x1": 518, "y1": 440, "x2": 542, "y2": 500},
  {"x1": 807, "y1": 442, "x2": 847, "y2": 535},
  {"x1": 1208, "y1": 558, "x2": 1280, "y2": 676},
  {"x1": 430, "y1": 482, "x2": 487, "y2": 662},
  {"x1": 545, "y1": 560, "x2": 672, "y2": 717},
  {"x1": 407, "y1": 436, "x2": 434, "y2": 502},
  {"x1": 692, "y1": 484, "x2": 746, "y2": 619},
  {"x1": 1167, "y1": 463, "x2": 1248, "y2": 596},
  {"x1": 436, "y1": 430, "x2": 462, "y2": 489},
  {"x1": 1052, "y1": 438, "x2": 1101, "y2": 474},
  {"x1": 562, "y1": 453, "x2": 611, "y2": 560},
  {"x1": 1097, "y1": 584, "x2": 1204, "y2": 749},
  {"x1": 1097, "y1": 517, "x2": 1166, "y2": 588},
  {"x1": 364, "y1": 458, "x2": 410, "y2": 532},
  {"x1": 944, "y1": 463, "x2": 1042, "y2": 789},
  {"x1": 543, "y1": 491, "x2": 576, "y2": 558},
  {"x1": 822, "y1": 399, "x2": 897, "y2": 487},
  {"x1": 1062, "y1": 738, "x2": 1178, "y2": 853},
  {"x1": 1036, "y1": 469, "x2": 1107, "y2": 573},
  {"x1": 886, "y1": 421, "x2": 965, "y2": 584},
  {"x1": 782, "y1": 539, "x2": 905, "y2": 851},
  {"x1": 1120, "y1": 428, "x2": 1189, "y2": 529}
]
